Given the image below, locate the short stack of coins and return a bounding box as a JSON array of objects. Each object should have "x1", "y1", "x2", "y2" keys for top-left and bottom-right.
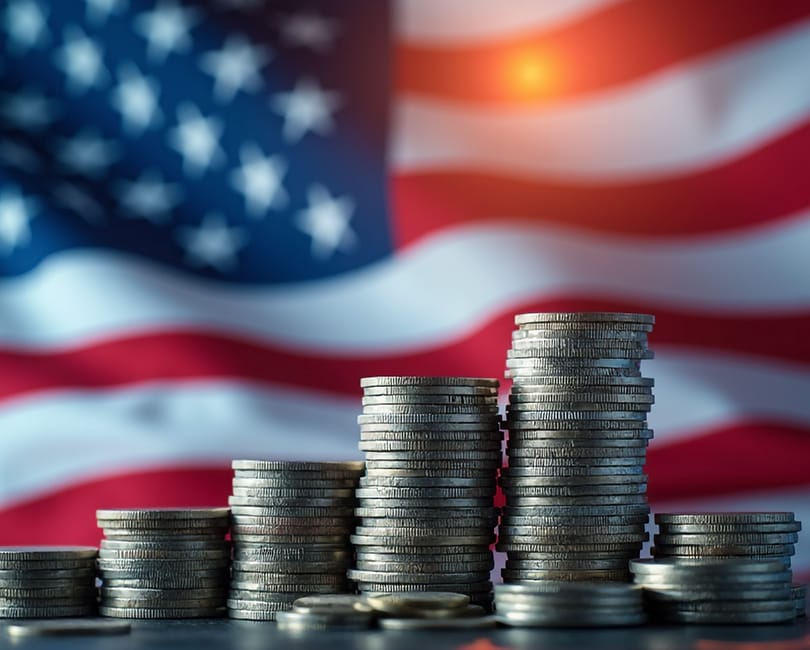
[
  {"x1": 350, "y1": 376, "x2": 502, "y2": 609},
  {"x1": 498, "y1": 312, "x2": 655, "y2": 583},
  {"x1": 0, "y1": 547, "x2": 98, "y2": 618},
  {"x1": 228, "y1": 460, "x2": 364, "y2": 621},
  {"x1": 96, "y1": 508, "x2": 230, "y2": 618},
  {"x1": 494, "y1": 582, "x2": 646, "y2": 627},
  {"x1": 653, "y1": 512, "x2": 804, "y2": 619},
  {"x1": 631, "y1": 558, "x2": 796, "y2": 624}
]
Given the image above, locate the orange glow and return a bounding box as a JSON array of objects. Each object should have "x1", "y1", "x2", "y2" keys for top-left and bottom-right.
[{"x1": 505, "y1": 48, "x2": 556, "y2": 99}]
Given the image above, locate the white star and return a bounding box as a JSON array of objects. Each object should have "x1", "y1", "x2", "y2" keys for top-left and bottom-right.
[
  {"x1": 272, "y1": 78, "x2": 341, "y2": 143},
  {"x1": 200, "y1": 35, "x2": 271, "y2": 103},
  {"x1": 0, "y1": 90, "x2": 59, "y2": 130},
  {"x1": 0, "y1": 141, "x2": 40, "y2": 172},
  {"x1": 111, "y1": 63, "x2": 162, "y2": 134},
  {"x1": 53, "y1": 183, "x2": 104, "y2": 224},
  {"x1": 117, "y1": 171, "x2": 183, "y2": 223},
  {"x1": 58, "y1": 130, "x2": 120, "y2": 177},
  {"x1": 86, "y1": 0, "x2": 127, "y2": 24},
  {"x1": 3, "y1": 0, "x2": 48, "y2": 53},
  {"x1": 135, "y1": 0, "x2": 199, "y2": 63},
  {"x1": 280, "y1": 12, "x2": 338, "y2": 52},
  {"x1": 168, "y1": 103, "x2": 225, "y2": 177},
  {"x1": 230, "y1": 143, "x2": 287, "y2": 217},
  {"x1": 295, "y1": 185, "x2": 356, "y2": 259},
  {"x1": 54, "y1": 26, "x2": 107, "y2": 94},
  {"x1": 0, "y1": 187, "x2": 36, "y2": 253},
  {"x1": 177, "y1": 214, "x2": 247, "y2": 272}
]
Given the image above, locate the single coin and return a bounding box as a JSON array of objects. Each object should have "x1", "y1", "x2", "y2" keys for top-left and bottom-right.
[
  {"x1": 359, "y1": 582, "x2": 492, "y2": 596},
  {"x1": 361, "y1": 377, "x2": 499, "y2": 388},
  {"x1": 0, "y1": 605, "x2": 96, "y2": 618},
  {"x1": 514, "y1": 312, "x2": 654, "y2": 325},
  {"x1": 652, "y1": 543, "x2": 795, "y2": 557},
  {"x1": 232, "y1": 460, "x2": 365, "y2": 473},
  {"x1": 379, "y1": 616, "x2": 496, "y2": 630},
  {"x1": 654, "y1": 512, "x2": 796, "y2": 525},
  {"x1": 6, "y1": 619, "x2": 132, "y2": 637},
  {"x1": 276, "y1": 610, "x2": 374, "y2": 631},
  {"x1": 97, "y1": 508, "x2": 229, "y2": 521},
  {"x1": 502, "y1": 485, "x2": 647, "y2": 497},
  {"x1": 0, "y1": 547, "x2": 98, "y2": 563},
  {"x1": 657, "y1": 522, "x2": 802, "y2": 534},
  {"x1": 366, "y1": 591, "x2": 469, "y2": 614},
  {"x1": 99, "y1": 606, "x2": 226, "y2": 619},
  {"x1": 348, "y1": 570, "x2": 490, "y2": 585},
  {"x1": 494, "y1": 610, "x2": 646, "y2": 628},
  {"x1": 361, "y1": 404, "x2": 499, "y2": 415},
  {"x1": 292, "y1": 595, "x2": 373, "y2": 614}
]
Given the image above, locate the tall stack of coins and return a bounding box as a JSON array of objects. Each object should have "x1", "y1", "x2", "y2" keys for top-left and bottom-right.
[
  {"x1": 498, "y1": 312, "x2": 655, "y2": 583},
  {"x1": 631, "y1": 558, "x2": 796, "y2": 624},
  {"x1": 350, "y1": 377, "x2": 502, "y2": 609},
  {"x1": 652, "y1": 512, "x2": 804, "y2": 617},
  {"x1": 96, "y1": 508, "x2": 230, "y2": 618},
  {"x1": 0, "y1": 547, "x2": 98, "y2": 618},
  {"x1": 228, "y1": 460, "x2": 364, "y2": 621}
]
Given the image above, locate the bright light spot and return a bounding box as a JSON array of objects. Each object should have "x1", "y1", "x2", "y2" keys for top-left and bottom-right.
[{"x1": 507, "y1": 49, "x2": 555, "y2": 99}]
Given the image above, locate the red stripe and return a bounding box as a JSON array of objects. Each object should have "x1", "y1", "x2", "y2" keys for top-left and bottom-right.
[
  {"x1": 0, "y1": 466, "x2": 232, "y2": 546},
  {"x1": 0, "y1": 302, "x2": 807, "y2": 401},
  {"x1": 397, "y1": 0, "x2": 810, "y2": 105},
  {"x1": 391, "y1": 120, "x2": 810, "y2": 245},
  {"x1": 647, "y1": 422, "x2": 810, "y2": 502}
]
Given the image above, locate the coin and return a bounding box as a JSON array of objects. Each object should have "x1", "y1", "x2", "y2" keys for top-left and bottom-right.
[
  {"x1": 5, "y1": 619, "x2": 132, "y2": 637},
  {"x1": 276, "y1": 609, "x2": 374, "y2": 631},
  {"x1": 366, "y1": 591, "x2": 469, "y2": 614},
  {"x1": 379, "y1": 616, "x2": 496, "y2": 630}
]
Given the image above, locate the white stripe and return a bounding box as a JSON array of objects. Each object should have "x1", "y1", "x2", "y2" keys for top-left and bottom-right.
[
  {"x1": 395, "y1": 0, "x2": 621, "y2": 45},
  {"x1": 649, "y1": 487, "x2": 810, "y2": 576},
  {"x1": 0, "y1": 382, "x2": 361, "y2": 506},
  {"x1": 1, "y1": 215, "x2": 809, "y2": 350},
  {"x1": 649, "y1": 348, "x2": 810, "y2": 446},
  {"x1": 393, "y1": 20, "x2": 810, "y2": 181}
]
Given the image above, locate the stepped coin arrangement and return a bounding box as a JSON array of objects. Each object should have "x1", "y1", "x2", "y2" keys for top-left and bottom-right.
[
  {"x1": 350, "y1": 377, "x2": 502, "y2": 609},
  {"x1": 631, "y1": 558, "x2": 796, "y2": 624},
  {"x1": 494, "y1": 582, "x2": 645, "y2": 627},
  {"x1": 0, "y1": 547, "x2": 97, "y2": 618},
  {"x1": 498, "y1": 312, "x2": 655, "y2": 583},
  {"x1": 96, "y1": 508, "x2": 230, "y2": 618},
  {"x1": 228, "y1": 460, "x2": 364, "y2": 621}
]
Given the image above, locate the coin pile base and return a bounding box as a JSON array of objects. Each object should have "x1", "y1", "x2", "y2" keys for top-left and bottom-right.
[
  {"x1": 228, "y1": 460, "x2": 364, "y2": 621},
  {"x1": 352, "y1": 377, "x2": 501, "y2": 608},
  {"x1": 96, "y1": 508, "x2": 230, "y2": 619},
  {"x1": 631, "y1": 558, "x2": 797, "y2": 624},
  {"x1": 494, "y1": 582, "x2": 646, "y2": 627},
  {"x1": 0, "y1": 547, "x2": 98, "y2": 618},
  {"x1": 500, "y1": 313, "x2": 655, "y2": 582}
]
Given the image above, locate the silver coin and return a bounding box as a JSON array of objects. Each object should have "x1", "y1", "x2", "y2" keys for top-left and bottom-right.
[
  {"x1": 98, "y1": 518, "x2": 229, "y2": 530},
  {"x1": 363, "y1": 464, "x2": 496, "y2": 475},
  {"x1": 500, "y1": 530, "x2": 647, "y2": 544},
  {"x1": 506, "y1": 356, "x2": 642, "y2": 369},
  {"x1": 276, "y1": 609, "x2": 373, "y2": 631},
  {"x1": 5, "y1": 619, "x2": 131, "y2": 637},
  {"x1": 230, "y1": 487, "x2": 356, "y2": 499},
  {"x1": 348, "y1": 570, "x2": 490, "y2": 585},
  {"x1": 654, "y1": 532, "x2": 799, "y2": 545},
  {"x1": 507, "y1": 419, "x2": 647, "y2": 430},
  {"x1": 507, "y1": 429, "x2": 654, "y2": 441},
  {"x1": 360, "y1": 432, "x2": 503, "y2": 443},
  {"x1": 657, "y1": 522, "x2": 802, "y2": 534},
  {"x1": 361, "y1": 450, "x2": 502, "y2": 461},
  {"x1": 97, "y1": 557, "x2": 228, "y2": 571},
  {"x1": 505, "y1": 558, "x2": 631, "y2": 571},
  {"x1": 229, "y1": 582, "x2": 347, "y2": 595},
  {"x1": 355, "y1": 487, "x2": 494, "y2": 499},
  {"x1": 500, "y1": 523, "x2": 646, "y2": 536},
  {"x1": 358, "y1": 414, "x2": 500, "y2": 425},
  {"x1": 98, "y1": 548, "x2": 229, "y2": 561},
  {"x1": 501, "y1": 474, "x2": 647, "y2": 487},
  {"x1": 502, "y1": 516, "x2": 648, "y2": 529},
  {"x1": 362, "y1": 403, "x2": 499, "y2": 414},
  {"x1": 502, "y1": 466, "x2": 644, "y2": 478},
  {"x1": 233, "y1": 546, "x2": 349, "y2": 560},
  {"x1": 513, "y1": 327, "x2": 649, "y2": 340},
  {"x1": 97, "y1": 508, "x2": 229, "y2": 521},
  {"x1": 230, "y1": 532, "x2": 349, "y2": 545},
  {"x1": 101, "y1": 528, "x2": 227, "y2": 539},
  {"x1": 0, "y1": 547, "x2": 98, "y2": 562},
  {"x1": 362, "y1": 396, "x2": 497, "y2": 407},
  {"x1": 494, "y1": 609, "x2": 645, "y2": 628},
  {"x1": 354, "y1": 525, "x2": 492, "y2": 538},
  {"x1": 505, "y1": 494, "x2": 649, "y2": 506},
  {"x1": 503, "y1": 503, "x2": 649, "y2": 516},
  {"x1": 357, "y1": 517, "x2": 496, "y2": 530},
  {"x1": 360, "y1": 583, "x2": 492, "y2": 597},
  {"x1": 379, "y1": 616, "x2": 496, "y2": 630},
  {"x1": 355, "y1": 506, "x2": 498, "y2": 519},
  {"x1": 643, "y1": 587, "x2": 792, "y2": 601},
  {"x1": 228, "y1": 507, "x2": 355, "y2": 518},
  {"x1": 99, "y1": 577, "x2": 227, "y2": 590},
  {"x1": 99, "y1": 605, "x2": 226, "y2": 619},
  {"x1": 232, "y1": 470, "x2": 362, "y2": 481},
  {"x1": 501, "y1": 569, "x2": 631, "y2": 582},
  {"x1": 356, "y1": 498, "x2": 493, "y2": 508},
  {"x1": 355, "y1": 560, "x2": 492, "y2": 574},
  {"x1": 630, "y1": 557, "x2": 790, "y2": 575},
  {"x1": 514, "y1": 312, "x2": 654, "y2": 325},
  {"x1": 359, "y1": 476, "x2": 496, "y2": 488},
  {"x1": 497, "y1": 542, "x2": 643, "y2": 553},
  {"x1": 351, "y1": 533, "x2": 493, "y2": 546},
  {"x1": 0, "y1": 584, "x2": 95, "y2": 599},
  {"x1": 360, "y1": 423, "x2": 499, "y2": 433},
  {"x1": 0, "y1": 604, "x2": 97, "y2": 618},
  {"x1": 232, "y1": 459, "x2": 364, "y2": 472},
  {"x1": 652, "y1": 543, "x2": 795, "y2": 557},
  {"x1": 361, "y1": 377, "x2": 499, "y2": 388},
  {"x1": 366, "y1": 591, "x2": 468, "y2": 613},
  {"x1": 654, "y1": 512, "x2": 797, "y2": 525},
  {"x1": 512, "y1": 374, "x2": 653, "y2": 386},
  {"x1": 353, "y1": 545, "x2": 487, "y2": 556},
  {"x1": 502, "y1": 485, "x2": 647, "y2": 497},
  {"x1": 507, "y1": 411, "x2": 647, "y2": 423},
  {"x1": 101, "y1": 596, "x2": 225, "y2": 610},
  {"x1": 231, "y1": 477, "x2": 359, "y2": 489},
  {"x1": 292, "y1": 594, "x2": 373, "y2": 615},
  {"x1": 363, "y1": 385, "x2": 498, "y2": 396},
  {"x1": 508, "y1": 439, "x2": 648, "y2": 451},
  {"x1": 653, "y1": 608, "x2": 795, "y2": 624},
  {"x1": 359, "y1": 440, "x2": 502, "y2": 452},
  {"x1": 0, "y1": 558, "x2": 96, "y2": 572}
]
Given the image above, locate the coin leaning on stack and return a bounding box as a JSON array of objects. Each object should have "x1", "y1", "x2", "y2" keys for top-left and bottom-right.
[
  {"x1": 631, "y1": 558, "x2": 796, "y2": 624},
  {"x1": 228, "y1": 460, "x2": 364, "y2": 621},
  {"x1": 350, "y1": 377, "x2": 502, "y2": 609},
  {"x1": 96, "y1": 508, "x2": 230, "y2": 618},
  {"x1": 0, "y1": 547, "x2": 97, "y2": 618},
  {"x1": 498, "y1": 312, "x2": 655, "y2": 583}
]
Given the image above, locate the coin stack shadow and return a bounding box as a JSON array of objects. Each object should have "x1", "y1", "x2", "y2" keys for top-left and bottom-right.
[
  {"x1": 96, "y1": 508, "x2": 230, "y2": 618},
  {"x1": 651, "y1": 512, "x2": 805, "y2": 618},
  {"x1": 0, "y1": 548, "x2": 98, "y2": 618},
  {"x1": 498, "y1": 312, "x2": 655, "y2": 583},
  {"x1": 631, "y1": 558, "x2": 797, "y2": 624},
  {"x1": 349, "y1": 376, "x2": 502, "y2": 610},
  {"x1": 227, "y1": 460, "x2": 365, "y2": 621}
]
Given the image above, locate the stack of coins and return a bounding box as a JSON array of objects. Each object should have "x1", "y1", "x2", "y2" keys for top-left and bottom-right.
[
  {"x1": 631, "y1": 558, "x2": 796, "y2": 624},
  {"x1": 0, "y1": 547, "x2": 97, "y2": 618},
  {"x1": 653, "y1": 512, "x2": 801, "y2": 567},
  {"x1": 793, "y1": 584, "x2": 806, "y2": 617},
  {"x1": 96, "y1": 508, "x2": 230, "y2": 618},
  {"x1": 494, "y1": 582, "x2": 646, "y2": 627},
  {"x1": 228, "y1": 460, "x2": 364, "y2": 621},
  {"x1": 350, "y1": 377, "x2": 502, "y2": 609},
  {"x1": 498, "y1": 312, "x2": 654, "y2": 583}
]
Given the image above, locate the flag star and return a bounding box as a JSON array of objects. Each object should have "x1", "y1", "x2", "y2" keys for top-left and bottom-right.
[
  {"x1": 272, "y1": 78, "x2": 341, "y2": 143},
  {"x1": 0, "y1": 188, "x2": 36, "y2": 253},
  {"x1": 0, "y1": 141, "x2": 40, "y2": 172},
  {"x1": 177, "y1": 214, "x2": 247, "y2": 272},
  {"x1": 117, "y1": 171, "x2": 183, "y2": 223},
  {"x1": 200, "y1": 35, "x2": 271, "y2": 103},
  {"x1": 111, "y1": 63, "x2": 162, "y2": 134},
  {"x1": 169, "y1": 104, "x2": 225, "y2": 177},
  {"x1": 295, "y1": 184, "x2": 356, "y2": 259},
  {"x1": 230, "y1": 144, "x2": 287, "y2": 217},
  {"x1": 54, "y1": 26, "x2": 107, "y2": 94},
  {"x1": 3, "y1": 0, "x2": 48, "y2": 53},
  {"x1": 53, "y1": 183, "x2": 104, "y2": 224},
  {"x1": 280, "y1": 12, "x2": 338, "y2": 52},
  {"x1": 58, "y1": 130, "x2": 120, "y2": 177},
  {"x1": 135, "y1": 0, "x2": 199, "y2": 63},
  {"x1": 86, "y1": 0, "x2": 127, "y2": 24},
  {"x1": 0, "y1": 90, "x2": 59, "y2": 130}
]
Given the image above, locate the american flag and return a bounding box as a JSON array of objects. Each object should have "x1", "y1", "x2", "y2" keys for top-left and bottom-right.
[{"x1": 1, "y1": 0, "x2": 808, "y2": 581}]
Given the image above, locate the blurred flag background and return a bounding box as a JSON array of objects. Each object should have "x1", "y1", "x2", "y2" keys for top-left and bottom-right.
[{"x1": 0, "y1": 0, "x2": 808, "y2": 580}]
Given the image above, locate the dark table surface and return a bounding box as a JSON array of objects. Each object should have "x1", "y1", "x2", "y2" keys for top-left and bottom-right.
[{"x1": 0, "y1": 618, "x2": 808, "y2": 650}]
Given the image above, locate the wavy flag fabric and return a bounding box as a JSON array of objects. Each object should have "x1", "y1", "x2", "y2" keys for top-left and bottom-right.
[{"x1": 0, "y1": 0, "x2": 808, "y2": 578}]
